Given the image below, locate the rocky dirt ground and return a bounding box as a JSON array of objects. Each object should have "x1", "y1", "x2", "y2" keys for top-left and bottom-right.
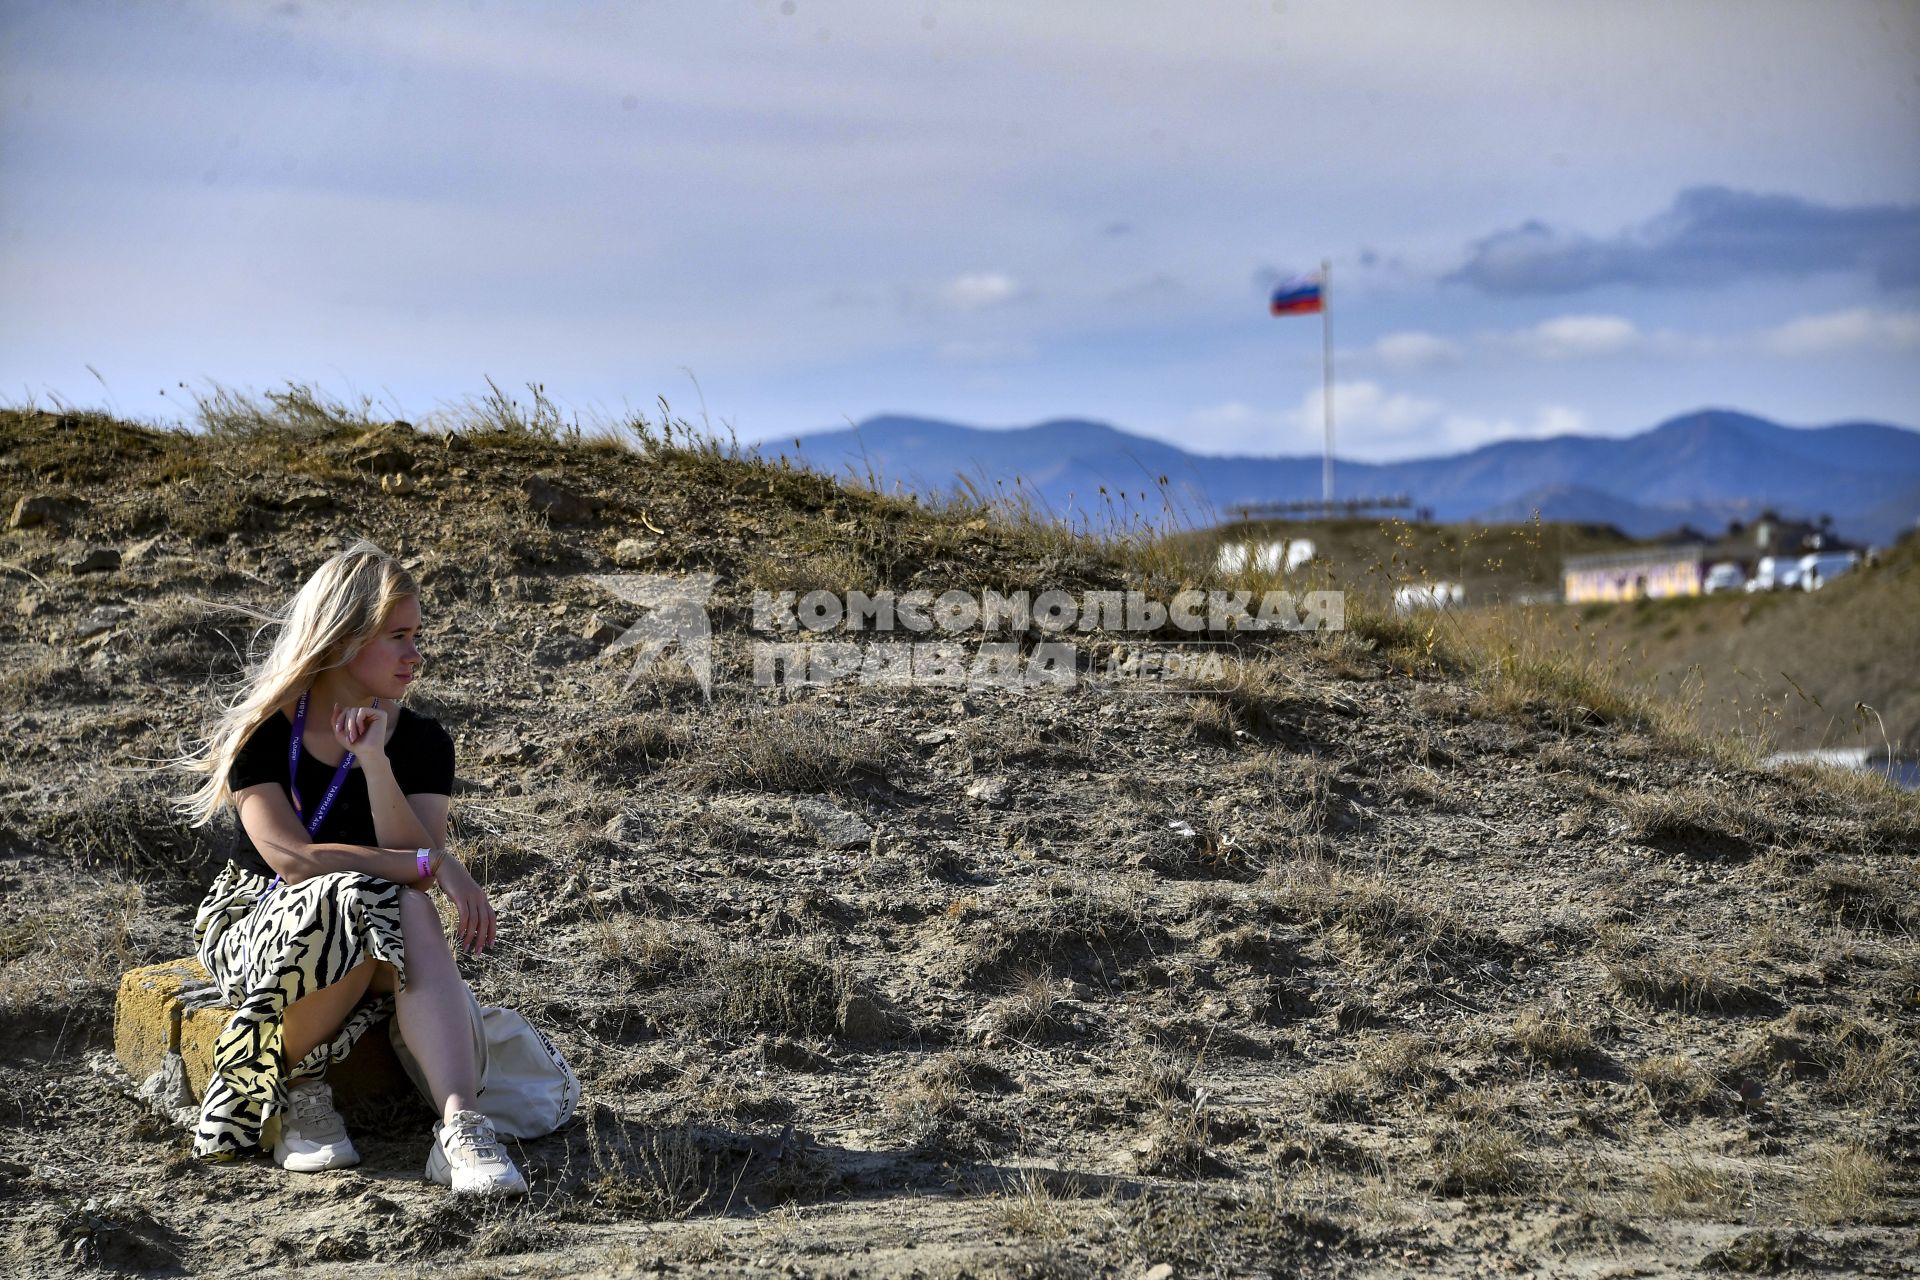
[{"x1": 0, "y1": 405, "x2": 1915, "y2": 1277}]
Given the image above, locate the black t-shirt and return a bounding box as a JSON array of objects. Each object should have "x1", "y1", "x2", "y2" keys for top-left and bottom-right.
[{"x1": 225, "y1": 704, "x2": 456, "y2": 878}]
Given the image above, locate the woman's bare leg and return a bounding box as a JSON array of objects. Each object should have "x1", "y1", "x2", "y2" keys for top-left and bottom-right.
[
  {"x1": 282, "y1": 957, "x2": 376, "y2": 1067},
  {"x1": 388, "y1": 888, "x2": 480, "y2": 1122}
]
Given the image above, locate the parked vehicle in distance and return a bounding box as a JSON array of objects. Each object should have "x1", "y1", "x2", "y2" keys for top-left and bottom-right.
[
  {"x1": 1393, "y1": 580, "x2": 1464, "y2": 614},
  {"x1": 1745, "y1": 556, "x2": 1800, "y2": 592},
  {"x1": 1702, "y1": 562, "x2": 1746, "y2": 593},
  {"x1": 1798, "y1": 550, "x2": 1860, "y2": 591}
]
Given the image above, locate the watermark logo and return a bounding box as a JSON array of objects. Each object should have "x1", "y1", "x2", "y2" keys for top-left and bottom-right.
[
  {"x1": 590, "y1": 572, "x2": 719, "y2": 698},
  {"x1": 588, "y1": 578, "x2": 1342, "y2": 696}
]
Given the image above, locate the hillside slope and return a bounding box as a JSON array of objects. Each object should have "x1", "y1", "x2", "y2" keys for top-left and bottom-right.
[
  {"x1": 0, "y1": 405, "x2": 1914, "y2": 1279},
  {"x1": 1527, "y1": 538, "x2": 1920, "y2": 753}
]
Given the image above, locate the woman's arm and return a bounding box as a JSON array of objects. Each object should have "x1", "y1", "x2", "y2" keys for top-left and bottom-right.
[
  {"x1": 362, "y1": 755, "x2": 434, "y2": 851},
  {"x1": 233, "y1": 784, "x2": 440, "y2": 886}
]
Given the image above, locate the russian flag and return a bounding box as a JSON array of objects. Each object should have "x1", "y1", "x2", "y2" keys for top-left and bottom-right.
[{"x1": 1269, "y1": 273, "x2": 1323, "y2": 316}]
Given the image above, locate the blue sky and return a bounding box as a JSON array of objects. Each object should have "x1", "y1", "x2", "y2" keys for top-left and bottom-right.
[{"x1": 2, "y1": 0, "x2": 1916, "y2": 461}]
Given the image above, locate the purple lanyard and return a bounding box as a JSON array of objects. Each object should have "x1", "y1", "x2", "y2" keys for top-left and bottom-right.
[
  {"x1": 257, "y1": 689, "x2": 378, "y2": 903},
  {"x1": 289, "y1": 688, "x2": 378, "y2": 835}
]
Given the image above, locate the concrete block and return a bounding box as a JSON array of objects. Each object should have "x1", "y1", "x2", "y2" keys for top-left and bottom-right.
[{"x1": 114, "y1": 957, "x2": 414, "y2": 1108}]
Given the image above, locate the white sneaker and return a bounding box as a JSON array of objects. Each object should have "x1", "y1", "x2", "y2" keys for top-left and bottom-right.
[
  {"x1": 273, "y1": 1078, "x2": 360, "y2": 1172},
  {"x1": 425, "y1": 1109, "x2": 528, "y2": 1196}
]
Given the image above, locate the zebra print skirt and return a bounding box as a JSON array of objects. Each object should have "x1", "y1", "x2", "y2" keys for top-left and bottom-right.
[{"x1": 190, "y1": 861, "x2": 408, "y2": 1159}]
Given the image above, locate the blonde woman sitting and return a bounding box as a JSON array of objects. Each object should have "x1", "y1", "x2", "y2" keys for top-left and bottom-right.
[{"x1": 174, "y1": 538, "x2": 524, "y2": 1195}]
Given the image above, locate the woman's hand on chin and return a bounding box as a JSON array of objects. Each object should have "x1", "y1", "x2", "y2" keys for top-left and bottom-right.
[
  {"x1": 333, "y1": 700, "x2": 390, "y2": 755},
  {"x1": 435, "y1": 855, "x2": 497, "y2": 955}
]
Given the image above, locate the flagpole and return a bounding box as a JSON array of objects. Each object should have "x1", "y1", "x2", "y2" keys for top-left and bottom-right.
[{"x1": 1321, "y1": 256, "x2": 1334, "y2": 508}]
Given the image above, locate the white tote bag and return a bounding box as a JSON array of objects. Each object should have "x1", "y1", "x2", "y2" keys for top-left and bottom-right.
[{"x1": 389, "y1": 987, "x2": 579, "y2": 1139}]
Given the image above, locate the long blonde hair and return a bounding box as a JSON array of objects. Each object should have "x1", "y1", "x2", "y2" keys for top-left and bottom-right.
[{"x1": 170, "y1": 537, "x2": 419, "y2": 830}]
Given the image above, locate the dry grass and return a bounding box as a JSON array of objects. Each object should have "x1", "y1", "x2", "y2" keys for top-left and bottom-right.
[
  {"x1": 1828, "y1": 1036, "x2": 1915, "y2": 1111},
  {"x1": 1799, "y1": 1142, "x2": 1891, "y2": 1223},
  {"x1": 1510, "y1": 1008, "x2": 1595, "y2": 1066},
  {"x1": 1597, "y1": 929, "x2": 1770, "y2": 1013},
  {"x1": 0, "y1": 879, "x2": 152, "y2": 1029},
  {"x1": 1265, "y1": 855, "x2": 1508, "y2": 977},
  {"x1": 8, "y1": 393, "x2": 1919, "y2": 1270},
  {"x1": 1630, "y1": 1054, "x2": 1725, "y2": 1115},
  {"x1": 967, "y1": 970, "x2": 1073, "y2": 1044},
  {"x1": 1118, "y1": 1176, "x2": 1350, "y2": 1274},
  {"x1": 1135, "y1": 1093, "x2": 1215, "y2": 1176},
  {"x1": 1646, "y1": 1157, "x2": 1745, "y2": 1218},
  {"x1": 941, "y1": 876, "x2": 1153, "y2": 988},
  {"x1": 1806, "y1": 864, "x2": 1920, "y2": 932},
  {"x1": 672, "y1": 703, "x2": 893, "y2": 797},
  {"x1": 988, "y1": 1169, "x2": 1078, "y2": 1243},
  {"x1": 1424, "y1": 1114, "x2": 1528, "y2": 1195},
  {"x1": 1620, "y1": 785, "x2": 1779, "y2": 856}
]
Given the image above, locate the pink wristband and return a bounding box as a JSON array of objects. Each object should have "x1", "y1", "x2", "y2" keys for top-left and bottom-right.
[{"x1": 416, "y1": 849, "x2": 434, "y2": 882}]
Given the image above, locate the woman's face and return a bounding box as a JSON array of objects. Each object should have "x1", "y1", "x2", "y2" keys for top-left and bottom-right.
[{"x1": 345, "y1": 595, "x2": 425, "y2": 701}]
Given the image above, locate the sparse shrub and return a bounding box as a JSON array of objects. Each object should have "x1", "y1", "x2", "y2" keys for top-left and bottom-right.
[
  {"x1": 1305, "y1": 1063, "x2": 1373, "y2": 1121},
  {"x1": 942, "y1": 877, "x2": 1153, "y2": 989},
  {"x1": 689, "y1": 941, "x2": 851, "y2": 1038},
  {"x1": 1119, "y1": 1179, "x2": 1349, "y2": 1276},
  {"x1": 1800, "y1": 1142, "x2": 1891, "y2": 1223},
  {"x1": 664, "y1": 1060, "x2": 792, "y2": 1125},
  {"x1": 1135, "y1": 1094, "x2": 1214, "y2": 1176},
  {"x1": 1424, "y1": 1116, "x2": 1527, "y2": 1194},
  {"x1": 1123, "y1": 1042, "x2": 1197, "y2": 1108},
  {"x1": 1186, "y1": 650, "x2": 1304, "y2": 739},
  {"x1": 1631, "y1": 1054, "x2": 1724, "y2": 1115},
  {"x1": 955, "y1": 715, "x2": 1094, "y2": 773},
  {"x1": 1265, "y1": 856, "x2": 1507, "y2": 976},
  {"x1": 882, "y1": 1051, "x2": 1011, "y2": 1157},
  {"x1": 967, "y1": 970, "x2": 1073, "y2": 1044},
  {"x1": 1621, "y1": 786, "x2": 1777, "y2": 857},
  {"x1": 1599, "y1": 931, "x2": 1770, "y2": 1013},
  {"x1": 1510, "y1": 1009, "x2": 1594, "y2": 1065},
  {"x1": 675, "y1": 704, "x2": 892, "y2": 796},
  {"x1": 1647, "y1": 1157, "x2": 1743, "y2": 1217},
  {"x1": 1807, "y1": 865, "x2": 1919, "y2": 931},
  {"x1": 564, "y1": 711, "x2": 692, "y2": 785},
  {"x1": 989, "y1": 1169, "x2": 1078, "y2": 1243},
  {"x1": 575, "y1": 1108, "x2": 724, "y2": 1220},
  {"x1": 1391, "y1": 767, "x2": 1450, "y2": 810},
  {"x1": 1699, "y1": 1230, "x2": 1813, "y2": 1274},
  {"x1": 1365, "y1": 1031, "x2": 1441, "y2": 1086}
]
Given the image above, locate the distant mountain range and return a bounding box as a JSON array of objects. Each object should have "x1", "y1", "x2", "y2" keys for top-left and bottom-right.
[{"x1": 763, "y1": 409, "x2": 1920, "y2": 544}]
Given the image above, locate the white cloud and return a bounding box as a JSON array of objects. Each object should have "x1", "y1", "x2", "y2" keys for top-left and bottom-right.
[
  {"x1": 1298, "y1": 381, "x2": 1446, "y2": 446},
  {"x1": 1179, "y1": 384, "x2": 1588, "y2": 458},
  {"x1": 1507, "y1": 313, "x2": 1644, "y2": 359},
  {"x1": 1371, "y1": 330, "x2": 1462, "y2": 369},
  {"x1": 935, "y1": 272, "x2": 1028, "y2": 311},
  {"x1": 1438, "y1": 404, "x2": 1589, "y2": 449},
  {"x1": 1758, "y1": 307, "x2": 1920, "y2": 355},
  {"x1": 1176, "y1": 401, "x2": 1299, "y2": 456},
  {"x1": 1355, "y1": 315, "x2": 1700, "y2": 369},
  {"x1": 935, "y1": 338, "x2": 1037, "y2": 365},
  {"x1": 1183, "y1": 381, "x2": 1445, "y2": 456}
]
